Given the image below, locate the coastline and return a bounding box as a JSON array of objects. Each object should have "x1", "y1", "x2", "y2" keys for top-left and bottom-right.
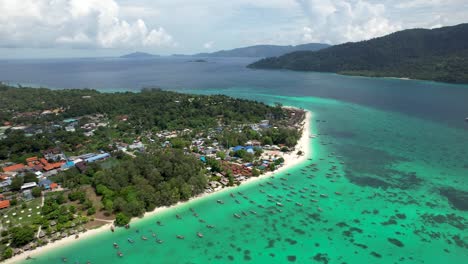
[{"x1": 4, "y1": 109, "x2": 313, "y2": 264}]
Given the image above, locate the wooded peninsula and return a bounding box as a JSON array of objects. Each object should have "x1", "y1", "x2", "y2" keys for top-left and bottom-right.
[{"x1": 0, "y1": 84, "x2": 305, "y2": 260}]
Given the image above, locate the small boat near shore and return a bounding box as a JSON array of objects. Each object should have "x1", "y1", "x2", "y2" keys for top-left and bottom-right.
[
  {"x1": 176, "y1": 235, "x2": 185, "y2": 239},
  {"x1": 217, "y1": 199, "x2": 224, "y2": 204},
  {"x1": 141, "y1": 236, "x2": 148, "y2": 240},
  {"x1": 113, "y1": 242, "x2": 119, "y2": 249},
  {"x1": 117, "y1": 251, "x2": 124, "y2": 257},
  {"x1": 197, "y1": 232, "x2": 203, "y2": 238},
  {"x1": 206, "y1": 224, "x2": 215, "y2": 228},
  {"x1": 156, "y1": 239, "x2": 164, "y2": 244},
  {"x1": 276, "y1": 202, "x2": 284, "y2": 207},
  {"x1": 233, "y1": 213, "x2": 241, "y2": 218},
  {"x1": 127, "y1": 238, "x2": 134, "y2": 244}
]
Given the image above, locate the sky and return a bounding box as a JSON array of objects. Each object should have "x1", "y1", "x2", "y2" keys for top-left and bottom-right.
[{"x1": 0, "y1": 0, "x2": 467, "y2": 58}]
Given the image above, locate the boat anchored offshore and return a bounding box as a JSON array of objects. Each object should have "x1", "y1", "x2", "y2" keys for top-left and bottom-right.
[{"x1": 197, "y1": 232, "x2": 204, "y2": 238}]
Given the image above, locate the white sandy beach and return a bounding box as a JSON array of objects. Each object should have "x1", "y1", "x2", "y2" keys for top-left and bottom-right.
[{"x1": 5, "y1": 110, "x2": 313, "y2": 264}]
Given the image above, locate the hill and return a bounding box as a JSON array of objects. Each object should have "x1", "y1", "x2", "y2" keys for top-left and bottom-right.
[
  {"x1": 193, "y1": 43, "x2": 329, "y2": 58},
  {"x1": 248, "y1": 23, "x2": 468, "y2": 84},
  {"x1": 120, "y1": 52, "x2": 159, "y2": 59}
]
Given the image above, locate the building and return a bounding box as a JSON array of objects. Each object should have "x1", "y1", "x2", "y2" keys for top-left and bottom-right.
[
  {"x1": 39, "y1": 179, "x2": 52, "y2": 189},
  {"x1": 43, "y1": 148, "x2": 65, "y2": 161},
  {"x1": 2, "y1": 163, "x2": 26, "y2": 172},
  {"x1": 0, "y1": 194, "x2": 10, "y2": 209},
  {"x1": 84, "y1": 153, "x2": 110, "y2": 163},
  {"x1": 21, "y1": 182, "x2": 38, "y2": 191}
]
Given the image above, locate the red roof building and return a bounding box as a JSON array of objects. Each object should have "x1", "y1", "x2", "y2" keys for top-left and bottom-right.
[
  {"x1": 2, "y1": 163, "x2": 25, "y2": 172},
  {"x1": 0, "y1": 195, "x2": 10, "y2": 209},
  {"x1": 0, "y1": 200, "x2": 10, "y2": 209},
  {"x1": 50, "y1": 183, "x2": 58, "y2": 190}
]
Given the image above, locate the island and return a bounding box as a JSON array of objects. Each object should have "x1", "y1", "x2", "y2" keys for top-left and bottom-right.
[
  {"x1": 192, "y1": 43, "x2": 330, "y2": 58},
  {"x1": 0, "y1": 83, "x2": 310, "y2": 261},
  {"x1": 248, "y1": 23, "x2": 468, "y2": 84},
  {"x1": 120, "y1": 52, "x2": 159, "y2": 59}
]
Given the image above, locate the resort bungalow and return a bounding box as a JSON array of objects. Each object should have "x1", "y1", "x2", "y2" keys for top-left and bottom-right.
[{"x1": 21, "y1": 182, "x2": 38, "y2": 192}]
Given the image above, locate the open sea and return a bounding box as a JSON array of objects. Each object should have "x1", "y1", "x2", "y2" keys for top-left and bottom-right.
[{"x1": 0, "y1": 57, "x2": 467, "y2": 264}]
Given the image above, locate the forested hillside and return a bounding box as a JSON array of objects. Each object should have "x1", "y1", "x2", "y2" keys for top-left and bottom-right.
[{"x1": 249, "y1": 23, "x2": 468, "y2": 84}]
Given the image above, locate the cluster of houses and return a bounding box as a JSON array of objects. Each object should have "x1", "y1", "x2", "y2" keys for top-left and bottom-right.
[{"x1": 0, "y1": 147, "x2": 111, "y2": 209}]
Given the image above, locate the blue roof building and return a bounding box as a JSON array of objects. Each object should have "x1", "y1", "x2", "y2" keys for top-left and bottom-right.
[
  {"x1": 39, "y1": 179, "x2": 52, "y2": 189},
  {"x1": 232, "y1": 146, "x2": 244, "y2": 152},
  {"x1": 245, "y1": 146, "x2": 255, "y2": 154},
  {"x1": 85, "y1": 153, "x2": 110, "y2": 163},
  {"x1": 61, "y1": 161, "x2": 75, "y2": 169}
]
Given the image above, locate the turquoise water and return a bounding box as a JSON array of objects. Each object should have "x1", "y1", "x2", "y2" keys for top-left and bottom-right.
[{"x1": 20, "y1": 90, "x2": 468, "y2": 264}]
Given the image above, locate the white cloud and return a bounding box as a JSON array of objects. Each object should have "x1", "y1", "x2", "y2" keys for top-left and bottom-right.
[
  {"x1": 296, "y1": 0, "x2": 401, "y2": 43},
  {"x1": 203, "y1": 41, "x2": 214, "y2": 49},
  {"x1": 0, "y1": 0, "x2": 175, "y2": 49}
]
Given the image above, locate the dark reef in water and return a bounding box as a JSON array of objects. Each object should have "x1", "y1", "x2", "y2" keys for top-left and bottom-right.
[
  {"x1": 439, "y1": 187, "x2": 468, "y2": 211},
  {"x1": 312, "y1": 253, "x2": 330, "y2": 264},
  {"x1": 387, "y1": 238, "x2": 405, "y2": 247},
  {"x1": 287, "y1": 255, "x2": 297, "y2": 262},
  {"x1": 452, "y1": 235, "x2": 468, "y2": 248},
  {"x1": 421, "y1": 213, "x2": 467, "y2": 230}
]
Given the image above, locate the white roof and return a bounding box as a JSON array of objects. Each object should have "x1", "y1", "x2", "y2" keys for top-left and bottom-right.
[{"x1": 21, "y1": 182, "x2": 38, "y2": 190}]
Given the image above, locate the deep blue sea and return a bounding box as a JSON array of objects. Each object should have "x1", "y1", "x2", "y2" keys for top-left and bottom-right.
[{"x1": 1, "y1": 57, "x2": 467, "y2": 130}]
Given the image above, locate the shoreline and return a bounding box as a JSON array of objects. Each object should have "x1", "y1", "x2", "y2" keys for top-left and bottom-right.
[{"x1": 4, "y1": 109, "x2": 313, "y2": 264}]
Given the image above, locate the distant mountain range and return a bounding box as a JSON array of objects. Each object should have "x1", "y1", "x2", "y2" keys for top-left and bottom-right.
[
  {"x1": 248, "y1": 23, "x2": 468, "y2": 84},
  {"x1": 120, "y1": 43, "x2": 329, "y2": 60},
  {"x1": 192, "y1": 43, "x2": 330, "y2": 58},
  {"x1": 120, "y1": 52, "x2": 159, "y2": 59}
]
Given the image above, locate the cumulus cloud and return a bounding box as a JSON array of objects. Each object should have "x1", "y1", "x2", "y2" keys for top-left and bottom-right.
[
  {"x1": 0, "y1": 0, "x2": 175, "y2": 49},
  {"x1": 296, "y1": 0, "x2": 401, "y2": 43}
]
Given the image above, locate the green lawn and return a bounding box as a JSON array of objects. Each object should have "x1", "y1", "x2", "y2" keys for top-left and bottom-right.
[{"x1": 0, "y1": 198, "x2": 43, "y2": 227}]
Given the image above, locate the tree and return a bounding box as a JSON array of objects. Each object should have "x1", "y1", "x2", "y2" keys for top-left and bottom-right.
[
  {"x1": 115, "y1": 212, "x2": 130, "y2": 226},
  {"x1": 262, "y1": 136, "x2": 273, "y2": 145},
  {"x1": 87, "y1": 207, "x2": 96, "y2": 216},
  {"x1": 2, "y1": 247, "x2": 13, "y2": 259},
  {"x1": 216, "y1": 151, "x2": 226, "y2": 160},
  {"x1": 252, "y1": 168, "x2": 260, "y2": 177},
  {"x1": 24, "y1": 172, "x2": 38, "y2": 184},
  {"x1": 10, "y1": 177, "x2": 24, "y2": 192},
  {"x1": 31, "y1": 186, "x2": 42, "y2": 198},
  {"x1": 10, "y1": 226, "x2": 35, "y2": 247}
]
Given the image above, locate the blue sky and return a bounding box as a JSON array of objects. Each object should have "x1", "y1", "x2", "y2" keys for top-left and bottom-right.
[{"x1": 0, "y1": 0, "x2": 467, "y2": 58}]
